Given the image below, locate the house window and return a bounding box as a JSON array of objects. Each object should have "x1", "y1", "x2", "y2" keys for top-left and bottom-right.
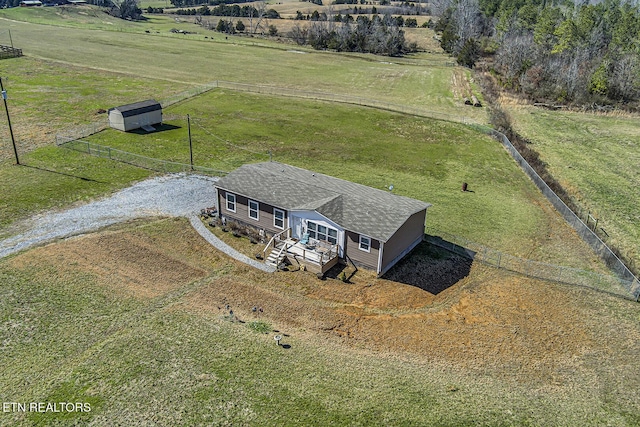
[
  {"x1": 307, "y1": 221, "x2": 338, "y2": 245},
  {"x1": 248, "y1": 200, "x2": 259, "y2": 220},
  {"x1": 273, "y1": 208, "x2": 285, "y2": 229},
  {"x1": 359, "y1": 235, "x2": 371, "y2": 252},
  {"x1": 226, "y1": 193, "x2": 236, "y2": 212}
]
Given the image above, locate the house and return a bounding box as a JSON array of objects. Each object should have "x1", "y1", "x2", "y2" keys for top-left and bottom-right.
[
  {"x1": 214, "y1": 162, "x2": 431, "y2": 275},
  {"x1": 107, "y1": 99, "x2": 162, "y2": 132}
]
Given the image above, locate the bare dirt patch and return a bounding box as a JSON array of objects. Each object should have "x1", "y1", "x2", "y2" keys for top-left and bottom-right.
[
  {"x1": 184, "y1": 252, "x2": 601, "y2": 382},
  {"x1": 7, "y1": 218, "x2": 212, "y2": 298},
  {"x1": 451, "y1": 68, "x2": 474, "y2": 103}
]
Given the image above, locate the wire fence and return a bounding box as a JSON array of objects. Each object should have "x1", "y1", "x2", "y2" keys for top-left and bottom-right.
[
  {"x1": 59, "y1": 139, "x2": 226, "y2": 176},
  {"x1": 425, "y1": 229, "x2": 640, "y2": 301},
  {"x1": 160, "y1": 84, "x2": 219, "y2": 108},
  {"x1": 55, "y1": 79, "x2": 480, "y2": 143},
  {"x1": 486, "y1": 129, "x2": 639, "y2": 295}
]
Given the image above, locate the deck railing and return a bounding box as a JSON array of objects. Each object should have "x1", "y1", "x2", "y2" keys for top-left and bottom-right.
[{"x1": 262, "y1": 228, "x2": 291, "y2": 260}]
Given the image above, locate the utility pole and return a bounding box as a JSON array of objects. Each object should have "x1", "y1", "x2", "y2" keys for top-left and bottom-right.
[
  {"x1": 0, "y1": 77, "x2": 19, "y2": 165},
  {"x1": 187, "y1": 114, "x2": 193, "y2": 170}
]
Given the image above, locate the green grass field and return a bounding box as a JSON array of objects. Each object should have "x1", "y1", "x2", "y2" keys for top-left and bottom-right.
[
  {"x1": 0, "y1": 57, "x2": 184, "y2": 152},
  {"x1": 82, "y1": 89, "x2": 603, "y2": 269},
  {"x1": 507, "y1": 106, "x2": 640, "y2": 272},
  {"x1": 0, "y1": 6, "x2": 638, "y2": 426},
  {"x1": 0, "y1": 148, "x2": 151, "y2": 235}
]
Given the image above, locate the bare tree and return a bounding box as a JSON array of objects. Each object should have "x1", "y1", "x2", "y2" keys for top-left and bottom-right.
[
  {"x1": 290, "y1": 23, "x2": 308, "y2": 45},
  {"x1": 250, "y1": 1, "x2": 267, "y2": 34},
  {"x1": 431, "y1": 0, "x2": 453, "y2": 17},
  {"x1": 610, "y1": 54, "x2": 640, "y2": 100},
  {"x1": 452, "y1": 0, "x2": 483, "y2": 52},
  {"x1": 495, "y1": 29, "x2": 537, "y2": 88}
]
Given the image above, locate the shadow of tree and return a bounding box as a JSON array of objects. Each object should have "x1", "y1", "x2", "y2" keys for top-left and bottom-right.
[{"x1": 382, "y1": 241, "x2": 473, "y2": 295}]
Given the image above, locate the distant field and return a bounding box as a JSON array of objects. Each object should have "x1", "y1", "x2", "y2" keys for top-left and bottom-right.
[
  {"x1": 0, "y1": 6, "x2": 485, "y2": 124},
  {"x1": 507, "y1": 105, "x2": 640, "y2": 273}
]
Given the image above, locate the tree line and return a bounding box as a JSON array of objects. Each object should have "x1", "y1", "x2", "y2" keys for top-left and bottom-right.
[
  {"x1": 434, "y1": 0, "x2": 640, "y2": 105},
  {"x1": 294, "y1": 9, "x2": 417, "y2": 27},
  {"x1": 175, "y1": 4, "x2": 280, "y2": 18},
  {"x1": 290, "y1": 14, "x2": 416, "y2": 56},
  {"x1": 170, "y1": 0, "x2": 252, "y2": 7}
]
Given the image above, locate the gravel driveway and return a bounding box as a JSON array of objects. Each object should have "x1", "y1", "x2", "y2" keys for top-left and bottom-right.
[
  {"x1": 0, "y1": 174, "x2": 274, "y2": 272},
  {"x1": 0, "y1": 174, "x2": 217, "y2": 258}
]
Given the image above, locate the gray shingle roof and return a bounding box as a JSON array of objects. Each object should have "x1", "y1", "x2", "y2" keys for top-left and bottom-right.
[
  {"x1": 215, "y1": 162, "x2": 431, "y2": 242},
  {"x1": 109, "y1": 99, "x2": 161, "y2": 118}
]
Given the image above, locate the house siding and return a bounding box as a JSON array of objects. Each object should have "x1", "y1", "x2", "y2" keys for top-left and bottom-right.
[
  {"x1": 380, "y1": 209, "x2": 426, "y2": 274},
  {"x1": 344, "y1": 230, "x2": 380, "y2": 270},
  {"x1": 217, "y1": 189, "x2": 287, "y2": 236}
]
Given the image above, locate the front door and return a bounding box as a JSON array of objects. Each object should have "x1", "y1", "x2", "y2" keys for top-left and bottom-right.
[{"x1": 290, "y1": 215, "x2": 303, "y2": 240}]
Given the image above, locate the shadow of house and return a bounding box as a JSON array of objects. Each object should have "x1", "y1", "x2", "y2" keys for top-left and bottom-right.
[{"x1": 382, "y1": 241, "x2": 473, "y2": 295}]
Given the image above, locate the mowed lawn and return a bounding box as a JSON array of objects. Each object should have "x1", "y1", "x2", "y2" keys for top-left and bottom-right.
[
  {"x1": 508, "y1": 106, "x2": 640, "y2": 272},
  {"x1": 83, "y1": 89, "x2": 604, "y2": 271},
  {"x1": 0, "y1": 57, "x2": 184, "y2": 153}
]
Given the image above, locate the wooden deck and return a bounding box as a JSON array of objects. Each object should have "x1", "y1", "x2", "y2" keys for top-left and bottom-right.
[{"x1": 275, "y1": 238, "x2": 340, "y2": 274}]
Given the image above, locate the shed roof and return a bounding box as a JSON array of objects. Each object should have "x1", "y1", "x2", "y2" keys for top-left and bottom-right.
[
  {"x1": 215, "y1": 162, "x2": 431, "y2": 242},
  {"x1": 109, "y1": 99, "x2": 161, "y2": 118}
]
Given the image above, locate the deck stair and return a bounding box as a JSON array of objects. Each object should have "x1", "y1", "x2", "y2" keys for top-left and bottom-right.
[{"x1": 265, "y1": 246, "x2": 287, "y2": 267}]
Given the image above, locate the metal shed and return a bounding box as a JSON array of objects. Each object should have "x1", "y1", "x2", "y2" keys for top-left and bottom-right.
[{"x1": 108, "y1": 99, "x2": 162, "y2": 132}]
